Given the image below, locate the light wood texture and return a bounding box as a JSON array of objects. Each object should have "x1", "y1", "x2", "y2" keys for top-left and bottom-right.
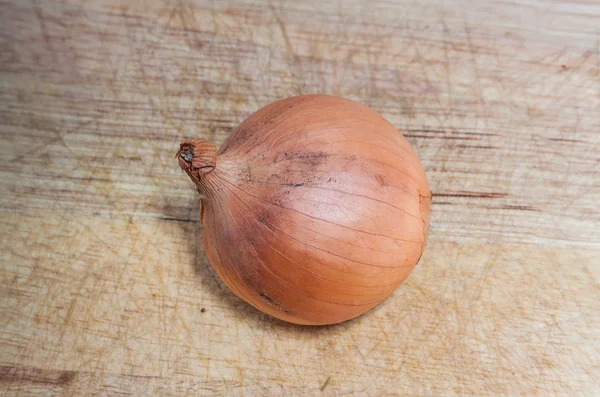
[{"x1": 1, "y1": 0, "x2": 598, "y2": 395}]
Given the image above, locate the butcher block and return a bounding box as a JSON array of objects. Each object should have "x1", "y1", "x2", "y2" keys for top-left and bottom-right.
[{"x1": 1, "y1": 0, "x2": 598, "y2": 395}]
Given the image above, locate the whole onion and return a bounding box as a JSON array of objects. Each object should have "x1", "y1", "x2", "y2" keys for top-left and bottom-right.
[{"x1": 177, "y1": 95, "x2": 431, "y2": 325}]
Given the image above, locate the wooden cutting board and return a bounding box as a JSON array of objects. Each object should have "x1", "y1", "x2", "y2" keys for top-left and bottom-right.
[{"x1": 1, "y1": 0, "x2": 598, "y2": 395}]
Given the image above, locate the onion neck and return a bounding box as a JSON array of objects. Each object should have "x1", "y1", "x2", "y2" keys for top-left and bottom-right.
[{"x1": 177, "y1": 139, "x2": 218, "y2": 198}]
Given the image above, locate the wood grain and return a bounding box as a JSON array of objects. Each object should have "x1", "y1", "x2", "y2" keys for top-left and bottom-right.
[{"x1": 1, "y1": 0, "x2": 599, "y2": 395}]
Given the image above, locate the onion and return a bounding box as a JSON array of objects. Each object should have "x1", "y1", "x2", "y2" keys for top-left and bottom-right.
[{"x1": 177, "y1": 95, "x2": 431, "y2": 325}]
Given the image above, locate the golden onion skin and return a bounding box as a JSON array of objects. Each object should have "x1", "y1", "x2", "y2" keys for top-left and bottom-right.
[{"x1": 178, "y1": 95, "x2": 431, "y2": 325}]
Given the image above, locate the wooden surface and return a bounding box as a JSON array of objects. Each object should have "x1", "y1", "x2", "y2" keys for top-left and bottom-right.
[{"x1": 1, "y1": 0, "x2": 599, "y2": 395}]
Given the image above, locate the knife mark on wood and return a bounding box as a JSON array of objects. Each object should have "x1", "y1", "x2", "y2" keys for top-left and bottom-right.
[
  {"x1": 498, "y1": 205, "x2": 539, "y2": 211},
  {"x1": 158, "y1": 217, "x2": 199, "y2": 223},
  {"x1": 0, "y1": 365, "x2": 77, "y2": 386},
  {"x1": 320, "y1": 376, "x2": 331, "y2": 391},
  {"x1": 404, "y1": 135, "x2": 479, "y2": 141},
  {"x1": 405, "y1": 128, "x2": 498, "y2": 137},
  {"x1": 456, "y1": 145, "x2": 500, "y2": 149},
  {"x1": 434, "y1": 192, "x2": 508, "y2": 199},
  {"x1": 270, "y1": 5, "x2": 304, "y2": 95}
]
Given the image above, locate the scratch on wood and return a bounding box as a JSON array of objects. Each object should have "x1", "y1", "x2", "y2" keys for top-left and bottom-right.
[
  {"x1": 0, "y1": 365, "x2": 77, "y2": 386},
  {"x1": 320, "y1": 376, "x2": 331, "y2": 391},
  {"x1": 434, "y1": 192, "x2": 508, "y2": 199},
  {"x1": 158, "y1": 216, "x2": 199, "y2": 223}
]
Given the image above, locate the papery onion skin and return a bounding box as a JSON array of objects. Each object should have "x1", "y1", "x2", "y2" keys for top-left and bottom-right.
[{"x1": 178, "y1": 95, "x2": 431, "y2": 325}]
